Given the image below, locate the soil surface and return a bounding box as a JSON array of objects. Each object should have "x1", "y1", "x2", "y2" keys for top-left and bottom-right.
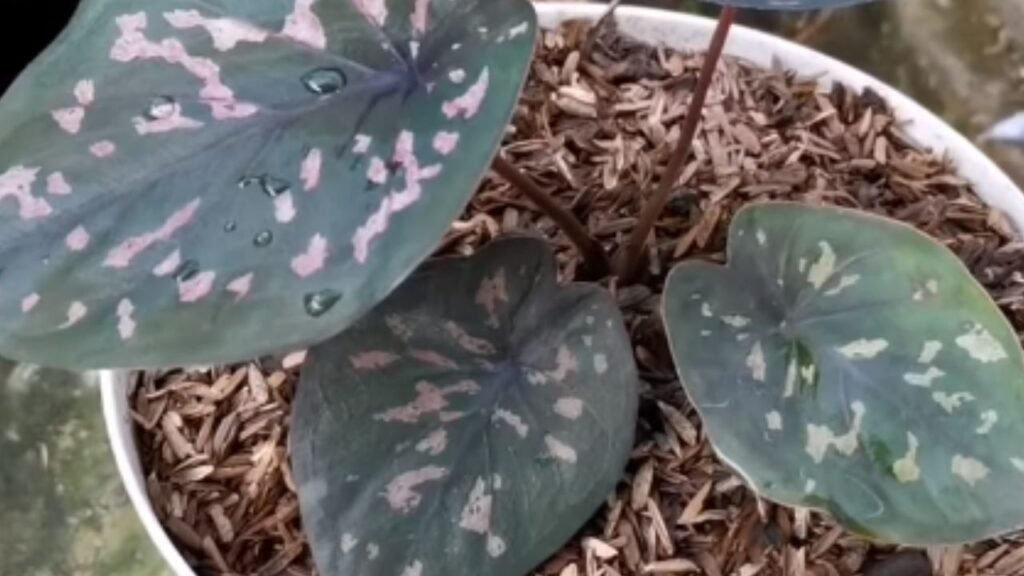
[{"x1": 130, "y1": 15, "x2": 1024, "y2": 576}]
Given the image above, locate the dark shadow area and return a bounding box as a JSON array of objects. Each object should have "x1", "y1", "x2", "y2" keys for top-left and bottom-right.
[{"x1": 1, "y1": 0, "x2": 80, "y2": 92}]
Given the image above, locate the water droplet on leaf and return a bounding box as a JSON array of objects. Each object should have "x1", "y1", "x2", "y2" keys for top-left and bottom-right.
[
  {"x1": 304, "y1": 289, "x2": 342, "y2": 317},
  {"x1": 223, "y1": 220, "x2": 237, "y2": 233},
  {"x1": 302, "y1": 68, "x2": 347, "y2": 95},
  {"x1": 253, "y1": 231, "x2": 274, "y2": 247},
  {"x1": 238, "y1": 174, "x2": 290, "y2": 198},
  {"x1": 146, "y1": 96, "x2": 177, "y2": 120},
  {"x1": 174, "y1": 259, "x2": 199, "y2": 282}
]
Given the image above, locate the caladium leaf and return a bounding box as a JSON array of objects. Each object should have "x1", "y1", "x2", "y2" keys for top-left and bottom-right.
[
  {"x1": 662, "y1": 202, "x2": 1024, "y2": 545},
  {"x1": 0, "y1": 0, "x2": 535, "y2": 369},
  {"x1": 291, "y1": 235, "x2": 638, "y2": 576},
  {"x1": 701, "y1": 0, "x2": 878, "y2": 9}
]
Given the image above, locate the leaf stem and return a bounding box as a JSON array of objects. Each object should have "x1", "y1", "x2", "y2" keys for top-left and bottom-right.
[
  {"x1": 492, "y1": 155, "x2": 609, "y2": 277},
  {"x1": 612, "y1": 6, "x2": 738, "y2": 281}
]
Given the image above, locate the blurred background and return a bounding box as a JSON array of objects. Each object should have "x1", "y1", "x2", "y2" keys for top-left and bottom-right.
[{"x1": 1, "y1": 0, "x2": 1022, "y2": 574}]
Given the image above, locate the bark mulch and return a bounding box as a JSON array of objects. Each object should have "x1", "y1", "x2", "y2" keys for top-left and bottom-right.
[{"x1": 128, "y1": 14, "x2": 1024, "y2": 576}]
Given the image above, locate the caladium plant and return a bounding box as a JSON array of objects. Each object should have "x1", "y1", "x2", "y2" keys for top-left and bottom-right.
[
  {"x1": 0, "y1": 0, "x2": 535, "y2": 370},
  {"x1": 662, "y1": 202, "x2": 1024, "y2": 545},
  {"x1": 291, "y1": 235, "x2": 639, "y2": 576}
]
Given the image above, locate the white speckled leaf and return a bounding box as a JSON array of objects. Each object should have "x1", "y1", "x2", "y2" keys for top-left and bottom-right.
[
  {"x1": 663, "y1": 202, "x2": 1024, "y2": 545},
  {"x1": 0, "y1": 0, "x2": 535, "y2": 369},
  {"x1": 291, "y1": 235, "x2": 639, "y2": 576}
]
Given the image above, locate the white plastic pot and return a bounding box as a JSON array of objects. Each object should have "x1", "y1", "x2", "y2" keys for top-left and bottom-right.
[{"x1": 100, "y1": 3, "x2": 1024, "y2": 575}]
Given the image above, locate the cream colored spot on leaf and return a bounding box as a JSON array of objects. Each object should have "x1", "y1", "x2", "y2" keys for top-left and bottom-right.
[
  {"x1": 341, "y1": 533, "x2": 358, "y2": 554},
  {"x1": 783, "y1": 353, "x2": 798, "y2": 398},
  {"x1": 756, "y1": 228, "x2": 767, "y2": 246},
  {"x1": 798, "y1": 258, "x2": 807, "y2": 273},
  {"x1": 836, "y1": 338, "x2": 888, "y2": 359},
  {"x1": 918, "y1": 341, "x2": 943, "y2": 364},
  {"x1": 952, "y1": 454, "x2": 989, "y2": 486},
  {"x1": 766, "y1": 410, "x2": 782, "y2": 431},
  {"x1": 955, "y1": 323, "x2": 1008, "y2": 363},
  {"x1": 367, "y1": 543, "x2": 379, "y2": 560},
  {"x1": 487, "y1": 534, "x2": 507, "y2": 558},
  {"x1": 554, "y1": 397, "x2": 584, "y2": 420},
  {"x1": 892, "y1": 432, "x2": 920, "y2": 483},
  {"x1": 721, "y1": 315, "x2": 750, "y2": 328},
  {"x1": 932, "y1": 391, "x2": 975, "y2": 413},
  {"x1": 492, "y1": 409, "x2": 528, "y2": 438},
  {"x1": 458, "y1": 477, "x2": 492, "y2": 534},
  {"x1": 926, "y1": 279, "x2": 939, "y2": 294},
  {"x1": 701, "y1": 302, "x2": 712, "y2": 318},
  {"x1": 976, "y1": 410, "x2": 998, "y2": 435},
  {"x1": 804, "y1": 479, "x2": 816, "y2": 494},
  {"x1": 746, "y1": 342, "x2": 766, "y2": 382},
  {"x1": 401, "y1": 561, "x2": 423, "y2": 576},
  {"x1": 903, "y1": 366, "x2": 945, "y2": 388},
  {"x1": 824, "y1": 274, "x2": 860, "y2": 296},
  {"x1": 593, "y1": 354, "x2": 608, "y2": 375},
  {"x1": 807, "y1": 241, "x2": 836, "y2": 289},
  {"x1": 805, "y1": 401, "x2": 866, "y2": 463},
  {"x1": 545, "y1": 435, "x2": 577, "y2": 464},
  {"x1": 1012, "y1": 458, "x2": 1024, "y2": 473}
]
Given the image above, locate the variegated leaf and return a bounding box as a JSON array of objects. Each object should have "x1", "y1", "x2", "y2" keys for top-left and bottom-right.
[
  {"x1": 663, "y1": 202, "x2": 1024, "y2": 545},
  {"x1": 292, "y1": 235, "x2": 638, "y2": 576},
  {"x1": 0, "y1": 0, "x2": 535, "y2": 369}
]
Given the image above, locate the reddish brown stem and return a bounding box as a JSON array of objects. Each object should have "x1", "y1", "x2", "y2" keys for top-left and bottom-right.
[
  {"x1": 612, "y1": 6, "x2": 738, "y2": 281},
  {"x1": 492, "y1": 155, "x2": 609, "y2": 277}
]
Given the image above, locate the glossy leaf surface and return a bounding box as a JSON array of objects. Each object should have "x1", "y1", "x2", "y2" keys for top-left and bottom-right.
[
  {"x1": 663, "y1": 202, "x2": 1024, "y2": 545},
  {"x1": 701, "y1": 0, "x2": 878, "y2": 9},
  {"x1": 0, "y1": 0, "x2": 535, "y2": 369},
  {"x1": 292, "y1": 236, "x2": 638, "y2": 576}
]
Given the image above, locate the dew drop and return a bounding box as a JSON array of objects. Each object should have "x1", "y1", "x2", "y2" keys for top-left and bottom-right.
[
  {"x1": 238, "y1": 174, "x2": 290, "y2": 198},
  {"x1": 301, "y1": 68, "x2": 347, "y2": 95},
  {"x1": 146, "y1": 96, "x2": 177, "y2": 120},
  {"x1": 253, "y1": 230, "x2": 274, "y2": 247},
  {"x1": 304, "y1": 289, "x2": 342, "y2": 317},
  {"x1": 223, "y1": 220, "x2": 237, "y2": 233},
  {"x1": 174, "y1": 259, "x2": 199, "y2": 282}
]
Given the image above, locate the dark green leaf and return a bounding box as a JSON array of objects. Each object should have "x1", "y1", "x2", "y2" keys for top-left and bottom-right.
[
  {"x1": 0, "y1": 0, "x2": 535, "y2": 369},
  {"x1": 662, "y1": 201, "x2": 1024, "y2": 545},
  {"x1": 292, "y1": 235, "x2": 638, "y2": 576}
]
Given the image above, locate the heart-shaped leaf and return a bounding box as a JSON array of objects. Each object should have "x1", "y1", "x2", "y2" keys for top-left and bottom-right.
[
  {"x1": 662, "y1": 202, "x2": 1024, "y2": 545},
  {"x1": 0, "y1": 0, "x2": 535, "y2": 369},
  {"x1": 700, "y1": 0, "x2": 878, "y2": 9},
  {"x1": 291, "y1": 235, "x2": 638, "y2": 576}
]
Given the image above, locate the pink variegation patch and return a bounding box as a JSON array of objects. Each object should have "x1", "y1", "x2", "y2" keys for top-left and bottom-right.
[
  {"x1": 410, "y1": 349, "x2": 457, "y2": 369},
  {"x1": 21, "y1": 293, "x2": 40, "y2": 313},
  {"x1": 443, "y1": 68, "x2": 489, "y2": 119},
  {"x1": 291, "y1": 234, "x2": 328, "y2": 277},
  {"x1": 281, "y1": 0, "x2": 326, "y2": 49},
  {"x1": 226, "y1": 273, "x2": 254, "y2": 301},
  {"x1": 74, "y1": 80, "x2": 95, "y2": 106},
  {"x1": 60, "y1": 301, "x2": 88, "y2": 329},
  {"x1": 475, "y1": 268, "x2": 508, "y2": 328},
  {"x1": 106, "y1": 199, "x2": 200, "y2": 268},
  {"x1": 415, "y1": 428, "x2": 447, "y2": 456},
  {"x1": 164, "y1": 10, "x2": 269, "y2": 51},
  {"x1": 433, "y1": 131, "x2": 459, "y2": 156},
  {"x1": 445, "y1": 321, "x2": 495, "y2": 355},
  {"x1": 90, "y1": 140, "x2": 117, "y2": 158},
  {"x1": 153, "y1": 249, "x2": 182, "y2": 277},
  {"x1": 117, "y1": 298, "x2": 136, "y2": 340},
  {"x1": 351, "y1": 350, "x2": 400, "y2": 370},
  {"x1": 274, "y1": 192, "x2": 297, "y2": 223},
  {"x1": 411, "y1": 0, "x2": 430, "y2": 35},
  {"x1": 65, "y1": 226, "x2": 90, "y2": 252},
  {"x1": 52, "y1": 106, "x2": 85, "y2": 134},
  {"x1": 0, "y1": 166, "x2": 53, "y2": 220},
  {"x1": 353, "y1": 0, "x2": 387, "y2": 27},
  {"x1": 178, "y1": 270, "x2": 216, "y2": 303},
  {"x1": 46, "y1": 172, "x2": 72, "y2": 196},
  {"x1": 383, "y1": 466, "x2": 446, "y2": 513},
  {"x1": 374, "y1": 380, "x2": 479, "y2": 424},
  {"x1": 301, "y1": 148, "x2": 322, "y2": 191}
]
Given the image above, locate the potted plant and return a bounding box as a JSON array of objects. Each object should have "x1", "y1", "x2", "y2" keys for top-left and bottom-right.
[{"x1": 2, "y1": 0, "x2": 1024, "y2": 575}]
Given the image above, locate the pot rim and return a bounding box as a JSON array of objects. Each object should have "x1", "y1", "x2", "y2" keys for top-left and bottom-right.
[{"x1": 100, "y1": 4, "x2": 1024, "y2": 575}]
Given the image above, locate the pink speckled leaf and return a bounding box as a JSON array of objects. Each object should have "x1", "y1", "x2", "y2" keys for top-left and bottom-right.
[
  {"x1": 292, "y1": 236, "x2": 639, "y2": 576},
  {"x1": 0, "y1": 0, "x2": 535, "y2": 369}
]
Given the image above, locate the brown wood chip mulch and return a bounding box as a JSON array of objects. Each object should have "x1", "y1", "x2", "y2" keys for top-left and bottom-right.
[{"x1": 129, "y1": 16, "x2": 1024, "y2": 576}]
